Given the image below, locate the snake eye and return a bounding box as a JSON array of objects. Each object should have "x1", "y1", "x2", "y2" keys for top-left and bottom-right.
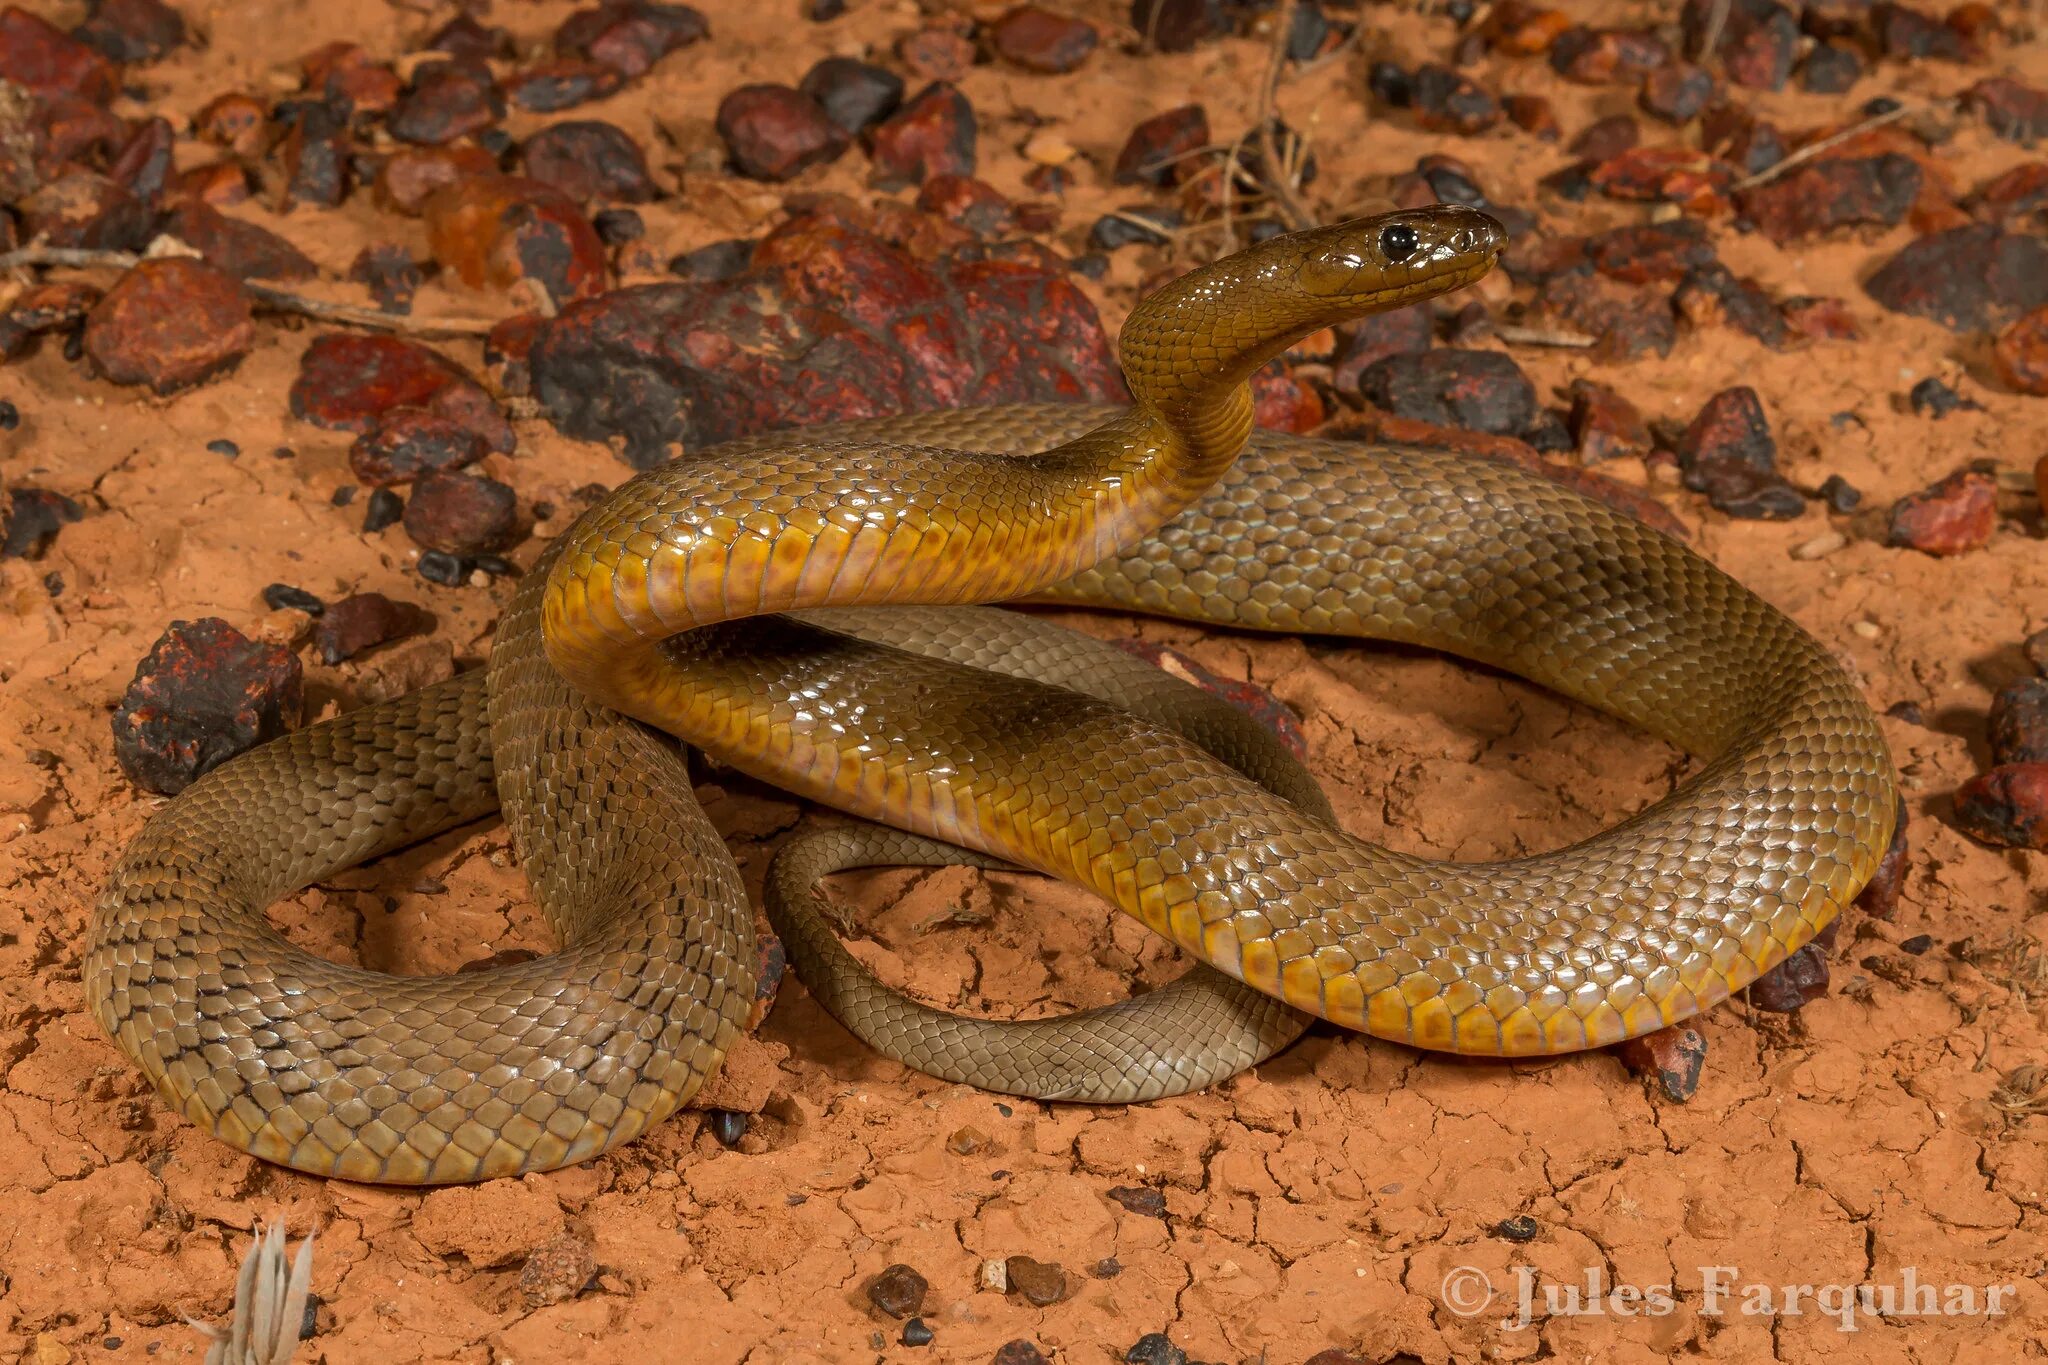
[{"x1": 1379, "y1": 223, "x2": 1420, "y2": 263}]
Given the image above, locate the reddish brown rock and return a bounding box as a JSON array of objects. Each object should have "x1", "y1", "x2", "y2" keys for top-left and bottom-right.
[
  {"x1": 1992, "y1": 306, "x2": 2048, "y2": 395},
  {"x1": 1676, "y1": 386, "x2": 1805, "y2": 519},
  {"x1": 1875, "y1": 1, "x2": 1977, "y2": 62},
  {"x1": 1570, "y1": 113, "x2": 1640, "y2": 162},
  {"x1": 1738, "y1": 155, "x2": 1921, "y2": 242},
  {"x1": 1748, "y1": 923, "x2": 1835, "y2": 1012},
  {"x1": 716, "y1": 85, "x2": 848, "y2": 182},
  {"x1": 0, "y1": 6, "x2": 118, "y2": 101},
  {"x1": 290, "y1": 333, "x2": 514, "y2": 452},
  {"x1": 1566, "y1": 379, "x2": 1652, "y2": 464},
  {"x1": 1990, "y1": 678, "x2": 2048, "y2": 766},
  {"x1": 521, "y1": 119, "x2": 655, "y2": 203},
  {"x1": 1589, "y1": 146, "x2": 1736, "y2": 213},
  {"x1": 109, "y1": 115, "x2": 175, "y2": 206},
  {"x1": 1408, "y1": 63, "x2": 1501, "y2": 135},
  {"x1": 0, "y1": 281, "x2": 100, "y2": 358},
  {"x1": 556, "y1": 0, "x2": 708, "y2": 78},
  {"x1": 16, "y1": 171, "x2": 154, "y2": 250},
  {"x1": 424, "y1": 174, "x2": 609, "y2": 304},
  {"x1": 300, "y1": 42, "x2": 401, "y2": 115},
  {"x1": 1885, "y1": 469, "x2": 1996, "y2": 555},
  {"x1": 111, "y1": 618, "x2": 303, "y2": 796},
  {"x1": 1330, "y1": 306, "x2": 1432, "y2": 391},
  {"x1": 74, "y1": 0, "x2": 186, "y2": 62},
  {"x1": 1682, "y1": 0, "x2": 1799, "y2": 90},
  {"x1": 388, "y1": 57, "x2": 502, "y2": 146},
  {"x1": 1616, "y1": 1025, "x2": 1708, "y2": 1102},
  {"x1": 1780, "y1": 295, "x2": 1861, "y2": 342},
  {"x1": 349, "y1": 410, "x2": 490, "y2": 486},
  {"x1": 915, "y1": 175, "x2": 1014, "y2": 237},
  {"x1": 1967, "y1": 162, "x2": 2048, "y2": 221},
  {"x1": 799, "y1": 57, "x2": 903, "y2": 136},
  {"x1": 403, "y1": 472, "x2": 520, "y2": 556},
  {"x1": 504, "y1": 59, "x2": 625, "y2": 113},
  {"x1": 1675, "y1": 264, "x2": 1790, "y2": 349},
  {"x1": 1003, "y1": 1256, "x2": 1068, "y2": 1307},
  {"x1": 349, "y1": 243, "x2": 423, "y2": 313},
  {"x1": 1357, "y1": 349, "x2": 1536, "y2": 436},
  {"x1": 989, "y1": 6, "x2": 1098, "y2": 73},
  {"x1": 1503, "y1": 93, "x2": 1561, "y2": 140},
  {"x1": 1866, "y1": 225, "x2": 2048, "y2": 332},
  {"x1": 519, "y1": 1233, "x2": 600, "y2": 1309},
  {"x1": 1130, "y1": 0, "x2": 1226, "y2": 52},
  {"x1": 1641, "y1": 62, "x2": 1713, "y2": 124},
  {"x1": 897, "y1": 27, "x2": 972, "y2": 83},
  {"x1": 866, "y1": 82, "x2": 976, "y2": 186},
  {"x1": 1250, "y1": 363, "x2": 1324, "y2": 434},
  {"x1": 1112, "y1": 105, "x2": 1208, "y2": 187},
  {"x1": 83, "y1": 259, "x2": 254, "y2": 395},
  {"x1": 374, "y1": 144, "x2": 501, "y2": 215},
  {"x1": 193, "y1": 91, "x2": 269, "y2": 157},
  {"x1": 1585, "y1": 218, "x2": 1717, "y2": 283},
  {"x1": 1548, "y1": 26, "x2": 1669, "y2": 85},
  {"x1": 277, "y1": 96, "x2": 351, "y2": 208},
  {"x1": 1116, "y1": 640, "x2": 1309, "y2": 760},
  {"x1": 161, "y1": 201, "x2": 316, "y2": 281},
  {"x1": 1965, "y1": 77, "x2": 2048, "y2": 146},
  {"x1": 1952, "y1": 763, "x2": 2048, "y2": 849},
  {"x1": 313, "y1": 592, "x2": 430, "y2": 665},
  {"x1": 866, "y1": 1264, "x2": 929, "y2": 1319},
  {"x1": 1485, "y1": 2, "x2": 1572, "y2": 54}
]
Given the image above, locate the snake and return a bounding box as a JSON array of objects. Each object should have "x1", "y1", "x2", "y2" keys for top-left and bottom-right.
[{"x1": 86, "y1": 206, "x2": 1899, "y2": 1183}]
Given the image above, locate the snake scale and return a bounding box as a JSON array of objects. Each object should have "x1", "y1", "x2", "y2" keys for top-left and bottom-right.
[{"x1": 88, "y1": 208, "x2": 1897, "y2": 1183}]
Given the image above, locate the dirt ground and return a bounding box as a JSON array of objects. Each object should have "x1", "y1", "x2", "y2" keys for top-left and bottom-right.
[{"x1": 3, "y1": 0, "x2": 2047, "y2": 1361}]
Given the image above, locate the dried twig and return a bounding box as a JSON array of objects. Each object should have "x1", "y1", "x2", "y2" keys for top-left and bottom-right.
[
  {"x1": 1494, "y1": 323, "x2": 1599, "y2": 349},
  {"x1": 0, "y1": 243, "x2": 503, "y2": 336},
  {"x1": 1694, "y1": 0, "x2": 1732, "y2": 61},
  {"x1": 1252, "y1": 0, "x2": 1317, "y2": 232},
  {"x1": 1731, "y1": 103, "x2": 1914, "y2": 191},
  {"x1": 195, "y1": 1222, "x2": 316, "y2": 1365}
]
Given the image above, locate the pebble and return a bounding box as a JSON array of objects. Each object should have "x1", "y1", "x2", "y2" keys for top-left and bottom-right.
[
  {"x1": 1740, "y1": 155, "x2": 1921, "y2": 244},
  {"x1": 1504, "y1": 93, "x2": 1560, "y2": 140},
  {"x1": 1748, "y1": 924, "x2": 1835, "y2": 1012},
  {"x1": 1125, "y1": 1333, "x2": 1188, "y2": 1365},
  {"x1": 1408, "y1": 63, "x2": 1501, "y2": 135},
  {"x1": 669, "y1": 238, "x2": 754, "y2": 281},
  {"x1": 1875, "y1": 3, "x2": 1976, "y2": 62},
  {"x1": 293, "y1": 334, "x2": 513, "y2": 451},
  {"x1": 349, "y1": 244, "x2": 424, "y2": 314},
  {"x1": 504, "y1": 59, "x2": 625, "y2": 113},
  {"x1": 313, "y1": 592, "x2": 430, "y2": 665},
  {"x1": 1003, "y1": 1256, "x2": 1068, "y2": 1307},
  {"x1": 1112, "y1": 104, "x2": 1208, "y2": 187},
  {"x1": 1801, "y1": 41, "x2": 1863, "y2": 94},
  {"x1": 425, "y1": 174, "x2": 609, "y2": 304},
  {"x1": 992, "y1": 1343, "x2": 1049, "y2": 1365},
  {"x1": 898, "y1": 27, "x2": 972, "y2": 83},
  {"x1": 2, "y1": 488, "x2": 82, "y2": 560},
  {"x1": 989, "y1": 6, "x2": 1098, "y2": 74},
  {"x1": 522, "y1": 119, "x2": 656, "y2": 203},
  {"x1": 1676, "y1": 387, "x2": 1803, "y2": 520},
  {"x1": 193, "y1": 92, "x2": 268, "y2": 157},
  {"x1": 866, "y1": 1263, "x2": 928, "y2": 1318},
  {"x1": 594, "y1": 208, "x2": 645, "y2": 245},
  {"x1": 388, "y1": 56, "x2": 502, "y2": 146},
  {"x1": 0, "y1": 8, "x2": 117, "y2": 100},
  {"x1": 1993, "y1": 306, "x2": 2048, "y2": 395},
  {"x1": 402, "y1": 471, "x2": 519, "y2": 556},
  {"x1": 74, "y1": 0, "x2": 186, "y2": 62},
  {"x1": 1357, "y1": 348, "x2": 1535, "y2": 436},
  {"x1": 556, "y1": 0, "x2": 708, "y2": 79},
  {"x1": 2027, "y1": 628, "x2": 2048, "y2": 676},
  {"x1": 0, "y1": 401, "x2": 15, "y2": 430},
  {"x1": 1954, "y1": 763, "x2": 2048, "y2": 850},
  {"x1": 1092, "y1": 1256, "x2": 1122, "y2": 1278},
  {"x1": 979, "y1": 1259, "x2": 1008, "y2": 1292},
  {"x1": 1965, "y1": 77, "x2": 2048, "y2": 145},
  {"x1": 262, "y1": 583, "x2": 327, "y2": 616},
  {"x1": 800, "y1": 57, "x2": 903, "y2": 135},
  {"x1": 1790, "y1": 529, "x2": 1848, "y2": 560},
  {"x1": 1866, "y1": 226, "x2": 2048, "y2": 332},
  {"x1": 362, "y1": 487, "x2": 405, "y2": 533},
  {"x1": 1494, "y1": 1214, "x2": 1540, "y2": 1242},
  {"x1": 276, "y1": 96, "x2": 351, "y2": 209},
  {"x1": 716, "y1": 85, "x2": 848, "y2": 182},
  {"x1": 705, "y1": 1108, "x2": 748, "y2": 1147},
  {"x1": 1615, "y1": 1024, "x2": 1709, "y2": 1101},
  {"x1": 417, "y1": 550, "x2": 470, "y2": 586},
  {"x1": 1107, "y1": 1185, "x2": 1167, "y2": 1218},
  {"x1": 1886, "y1": 470, "x2": 1997, "y2": 556},
  {"x1": 900, "y1": 1319, "x2": 934, "y2": 1347},
  {"x1": 867, "y1": 82, "x2": 977, "y2": 186},
  {"x1": 374, "y1": 144, "x2": 501, "y2": 216},
  {"x1": 1549, "y1": 26, "x2": 1668, "y2": 85},
  {"x1": 1908, "y1": 375, "x2": 1982, "y2": 418},
  {"x1": 1331, "y1": 306, "x2": 1433, "y2": 390},
  {"x1": 1699, "y1": 0, "x2": 1798, "y2": 90},
  {"x1": 111, "y1": 618, "x2": 303, "y2": 795},
  {"x1": 1566, "y1": 378, "x2": 1652, "y2": 464},
  {"x1": 1990, "y1": 678, "x2": 2048, "y2": 766},
  {"x1": 83, "y1": 259, "x2": 254, "y2": 395},
  {"x1": 1130, "y1": 0, "x2": 1226, "y2": 53},
  {"x1": 519, "y1": 1233, "x2": 599, "y2": 1308},
  {"x1": 1090, "y1": 206, "x2": 1180, "y2": 250},
  {"x1": 1640, "y1": 62, "x2": 1714, "y2": 125}
]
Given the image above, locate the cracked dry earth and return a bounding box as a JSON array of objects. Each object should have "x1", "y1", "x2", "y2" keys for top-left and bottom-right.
[{"x1": 2, "y1": 0, "x2": 2048, "y2": 1361}]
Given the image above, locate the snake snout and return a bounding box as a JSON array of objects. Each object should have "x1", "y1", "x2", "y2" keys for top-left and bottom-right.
[{"x1": 1298, "y1": 205, "x2": 1507, "y2": 304}]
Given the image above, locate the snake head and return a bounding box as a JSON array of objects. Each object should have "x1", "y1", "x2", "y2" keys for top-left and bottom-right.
[{"x1": 1295, "y1": 205, "x2": 1507, "y2": 310}]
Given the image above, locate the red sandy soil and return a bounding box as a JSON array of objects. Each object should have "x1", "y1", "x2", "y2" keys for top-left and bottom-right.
[{"x1": 2, "y1": 0, "x2": 2046, "y2": 1362}]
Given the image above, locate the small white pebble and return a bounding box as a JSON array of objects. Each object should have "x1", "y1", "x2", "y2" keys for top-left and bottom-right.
[
  {"x1": 980, "y1": 1259, "x2": 1007, "y2": 1292},
  {"x1": 1852, "y1": 620, "x2": 1881, "y2": 640},
  {"x1": 1790, "y1": 530, "x2": 1848, "y2": 561}
]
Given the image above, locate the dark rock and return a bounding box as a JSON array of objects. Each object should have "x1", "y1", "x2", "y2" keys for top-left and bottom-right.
[
  {"x1": 349, "y1": 410, "x2": 490, "y2": 486},
  {"x1": 206, "y1": 438, "x2": 239, "y2": 458},
  {"x1": 1567, "y1": 379, "x2": 1651, "y2": 463},
  {"x1": 111, "y1": 618, "x2": 303, "y2": 796},
  {"x1": 1107, "y1": 1185, "x2": 1167, "y2": 1218},
  {"x1": 162, "y1": 201, "x2": 317, "y2": 281},
  {"x1": 313, "y1": 592, "x2": 429, "y2": 664},
  {"x1": 1676, "y1": 264, "x2": 1790, "y2": 348},
  {"x1": 1909, "y1": 375, "x2": 1979, "y2": 417},
  {"x1": 1125, "y1": 1333, "x2": 1188, "y2": 1365},
  {"x1": 504, "y1": 60, "x2": 626, "y2": 113},
  {"x1": 1885, "y1": 469, "x2": 1996, "y2": 555},
  {"x1": 916, "y1": 174, "x2": 1014, "y2": 237},
  {"x1": 1616, "y1": 1025, "x2": 1709, "y2": 1101},
  {"x1": 897, "y1": 27, "x2": 972, "y2": 84},
  {"x1": 1679, "y1": 386, "x2": 1776, "y2": 473},
  {"x1": 555, "y1": 0, "x2": 708, "y2": 78},
  {"x1": 1748, "y1": 923, "x2": 1835, "y2": 1012},
  {"x1": 1874, "y1": 1, "x2": 1975, "y2": 61},
  {"x1": 1899, "y1": 935, "x2": 1933, "y2": 954},
  {"x1": 17, "y1": 172, "x2": 154, "y2": 251},
  {"x1": 1586, "y1": 218, "x2": 1717, "y2": 283},
  {"x1": 594, "y1": 208, "x2": 644, "y2": 245},
  {"x1": 1494, "y1": 1214, "x2": 1540, "y2": 1243},
  {"x1": 1993, "y1": 306, "x2": 2048, "y2": 395},
  {"x1": 192, "y1": 92, "x2": 269, "y2": 157},
  {"x1": 1408, "y1": 63, "x2": 1501, "y2": 135},
  {"x1": 1549, "y1": 26, "x2": 1670, "y2": 85},
  {"x1": 0, "y1": 7, "x2": 118, "y2": 101},
  {"x1": 522, "y1": 119, "x2": 656, "y2": 203},
  {"x1": 348, "y1": 243, "x2": 423, "y2": 313},
  {"x1": 1964, "y1": 78, "x2": 2048, "y2": 146},
  {"x1": 388, "y1": 57, "x2": 502, "y2": 146},
  {"x1": 84, "y1": 259, "x2": 254, "y2": 395},
  {"x1": 277, "y1": 96, "x2": 351, "y2": 208},
  {"x1": 374, "y1": 144, "x2": 501, "y2": 216},
  {"x1": 1800, "y1": 41, "x2": 1863, "y2": 94},
  {"x1": 429, "y1": 14, "x2": 511, "y2": 61},
  {"x1": 1367, "y1": 60, "x2": 1411, "y2": 107},
  {"x1": 988, "y1": 6, "x2": 1097, "y2": 73},
  {"x1": 717, "y1": 85, "x2": 848, "y2": 181},
  {"x1": 902, "y1": 1319, "x2": 934, "y2": 1348},
  {"x1": 2, "y1": 488, "x2": 83, "y2": 560},
  {"x1": 1953, "y1": 763, "x2": 2048, "y2": 849},
  {"x1": 1866, "y1": 226, "x2": 2048, "y2": 332},
  {"x1": 299, "y1": 42, "x2": 401, "y2": 115},
  {"x1": 1967, "y1": 163, "x2": 2048, "y2": 222},
  {"x1": 866, "y1": 1263, "x2": 929, "y2": 1319},
  {"x1": 867, "y1": 82, "x2": 976, "y2": 186},
  {"x1": 1113, "y1": 104, "x2": 1208, "y2": 187},
  {"x1": 1003, "y1": 1256, "x2": 1068, "y2": 1307},
  {"x1": 1587, "y1": 146, "x2": 1736, "y2": 213},
  {"x1": 1330, "y1": 306, "x2": 1432, "y2": 391},
  {"x1": 1131, "y1": 0, "x2": 1226, "y2": 52},
  {"x1": 402, "y1": 471, "x2": 519, "y2": 555},
  {"x1": 1090, "y1": 205, "x2": 1179, "y2": 249},
  {"x1": 670, "y1": 237, "x2": 754, "y2": 281},
  {"x1": 73, "y1": 0, "x2": 185, "y2": 62},
  {"x1": 1503, "y1": 93, "x2": 1560, "y2": 140},
  {"x1": 1854, "y1": 795, "x2": 1909, "y2": 921},
  {"x1": 1641, "y1": 62, "x2": 1713, "y2": 124},
  {"x1": 424, "y1": 174, "x2": 609, "y2": 304},
  {"x1": 416, "y1": 550, "x2": 470, "y2": 585},
  {"x1": 108, "y1": 116, "x2": 176, "y2": 207},
  {"x1": 261, "y1": 583, "x2": 325, "y2": 615},
  {"x1": 1701, "y1": 104, "x2": 1785, "y2": 177},
  {"x1": 1689, "y1": 460, "x2": 1807, "y2": 519},
  {"x1": 1689, "y1": 0, "x2": 1800, "y2": 90},
  {"x1": 2027, "y1": 628, "x2": 2048, "y2": 675},
  {"x1": 992, "y1": 1343, "x2": 1050, "y2": 1365},
  {"x1": 1989, "y1": 677, "x2": 2048, "y2": 765},
  {"x1": 800, "y1": 57, "x2": 903, "y2": 136},
  {"x1": 1539, "y1": 273, "x2": 1677, "y2": 361},
  {"x1": 0, "y1": 282, "x2": 101, "y2": 359},
  {"x1": 1738, "y1": 155, "x2": 1920, "y2": 242},
  {"x1": 1357, "y1": 349, "x2": 1535, "y2": 435},
  {"x1": 292, "y1": 334, "x2": 513, "y2": 453},
  {"x1": 362, "y1": 487, "x2": 404, "y2": 533},
  {"x1": 1570, "y1": 113, "x2": 1639, "y2": 162},
  {"x1": 1819, "y1": 474, "x2": 1863, "y2": 512}
]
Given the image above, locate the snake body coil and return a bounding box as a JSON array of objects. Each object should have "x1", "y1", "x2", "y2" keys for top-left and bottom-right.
[{"x1": 88, "y1": 208, "x2": 1897, "y2": 1182}]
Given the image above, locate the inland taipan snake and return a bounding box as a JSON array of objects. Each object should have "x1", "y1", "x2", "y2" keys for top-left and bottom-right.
[{"x1": 88, "y1": 207, "x2": 1899, "y2": 1183}]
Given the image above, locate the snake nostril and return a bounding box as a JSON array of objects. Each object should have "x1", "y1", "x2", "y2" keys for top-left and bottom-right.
[
  {"x1": 1449, "y1": 228, "x2": 1476, "y2": 253},
  {"x1": 1378, "y1": 223, "x2": 1419, "y2": 263}
]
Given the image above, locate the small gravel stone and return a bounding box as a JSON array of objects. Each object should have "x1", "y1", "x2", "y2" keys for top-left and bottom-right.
[
  {"x1": 403, "y1": 471, "x2": 519, "y2": 555},
  {"x1": 417, "y1": 551, "x2": 471, "y2": 586},
  {"x1": 262, "y1": 583, "x2": 326, "y2": 615},
  {"x1": 1125, "y1": 1332, "x2": 1188, "y2": 1365},
  {"x1": 424, "y1": 174, "x2": 609, "y2": 304},
  {"x1": 866, "y1": 81, "x2": 977, "y2": 186},
  {"x1": 519, "y1": 1233, "x2": 598, "y2": 1308},
  {"x1": 716, "y1": 85, "x2": 848, "y2": 181},
  {"x1": 669, "y1": 238, "x2": 754, "y2": 281},
  {"x1": 1908, "y1": 376, "x2": 1982, "y2": 418},
  {"x1": 207, "y1": 438, "x2": 239, "y2": 458},
  {"x1": 388, "y1": 57, "x2": 502, "y2": 146},
  {"x1": 1002, "y1": 1256, "x2": 1068, "y2": 1307},
  {"x1": 989, "y1": 6, "x2": 1097, "y2": 73},
  {"x1": 1616, "y1": 1024, "x2": 1709, "y2": 1101},
  {"x1": 1866, "y1": 225, "x2": 2048, "y2": 333},
  {"x1": 1129, "y1": 0, "x2": 1225, "y2": 53},
  {"x1": 503, "y1": 59, "x2": 624, "y2": 113},
  {"x1": 1964, "y1": 77, "x2": 2048, "y2": 145},
  {"x1": 867, "y1": 1263, "x2": 928, "y2": 1318},
  {"x1": 1090, "y1": 206, "x2": 1180, "y2": 249},
  {"x1": 706, "y1": 1109, "x2": 747, "y2": 1147},
  {"x1": 1107, "y1": 1185, "x2": 1167, "y2": 1218},
  {"x1": 362, "y1": 487, "x2": 405, "y2": 533},
  {"x1": 1790, "y1": 529, "x2": 1848, "y2": 561},
  {"x1": 1641, "y1": 62, "x2": 1713, "y2": 124},
  {"x1": 1990, "y1": 678, "x2": 2048, "y2": 766},
  {"x1": 594, "y1": 208, "x2": 644, "y2": 245},
  {"x1": 556, "y1": 0, "x2": 708, "y2": 79},
  {"x1": 901, "y1": 1319, "x2": 934, "y2": 1347},
  {"x1": 2028, "y1": 628, "x2": 2048, "y2": 676},
  {"x1": 992, "y1": 1341, "x2": 1050, "y2": 1365},
  {"x1": 112, "y1": 618, "x2": 302, "y2": 795},
  {"x1": 799, "y1": 57, "x2": 904, "y2": 135},
  {"x1": 1494, "y1": 1214, "x2": 1540, "y2": 1242},
  {"x1": 1953, "y1": 763, "x2": 2048, "y2": 850},
  {"x1": 2, "y1": 488, "x2": 82, "y2": 560},
  {"x1": 1748, "y1": 927, "x2": 1834, "y2": 1012},
  {"x1": 84, "y1": 259, "x2": 254, "y2": 395},
  {"x1": 1993, "y1": 306, "x2": 2048, "y2": 395},
  {"x1": 1409, "y1": 63, "x2": 1501, "y2": 135},
  {"x1": 1112, "y1": 104, "x2": 1207, "y2": 186},
  {"x1": 1886, "y1": 470, "x2": 1997, "y2": 556},
  {"x1": 1801, "y1": 41, "x2": 1863, "y2": 94},
  {"x1": 1818, "y1": 474, "x2": 1862, "y2": 513},
  {"x1": 74, "y1": 0, "x2": 186, "y2": 62},
  {"x1": 1566, "y1": 379, "x2": 1651, "y2": 464},
  {"x1": 522, "y1": 119, "x2": 656, "y2": 203},
  {"x1": 0, "y1": 401, "x2": 17, "y2": 429},
  {"x1": 313, "y1": 592, "x2": 429, "y2": 664}
]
